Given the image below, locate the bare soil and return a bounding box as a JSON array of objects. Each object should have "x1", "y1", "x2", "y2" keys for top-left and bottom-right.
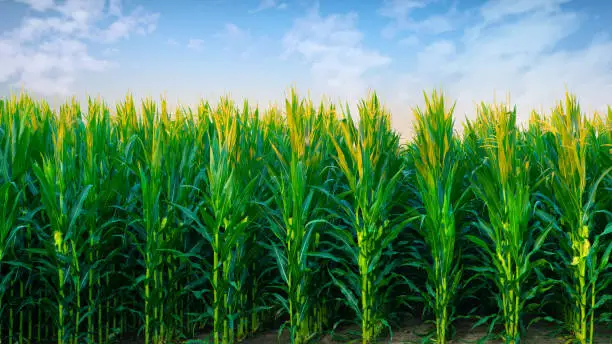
[{"x1": 228, "y1": 321, "x2": 611, "y2": 344}]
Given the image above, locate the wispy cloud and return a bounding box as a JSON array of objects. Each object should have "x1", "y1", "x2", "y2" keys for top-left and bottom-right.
[
  {"x1": 99, "y1": 8, "x2": 158, "y2": 43},
  {"x1": 0, "y1": 0, "x2": 159, "y2": 96},
  {"x1": 378, "y1": 0, "x2": 430, "y2": 38},
  {"x1": 15, "y1": 0, "x2": 55, "y2": 11},
  {"x1": 215, "y1": 23, "x2": 248, "y2": 41},
  {"x1": 249, "y1": 0, "x2": 288, "y2": 13},
  {"x1": 102, "y1": 47, "x2": 119, "y2": 56},
  {"x1": 282, "y1": 4, "x2": 390, "y2": 103},
  {"x1": 212, "y1": 23, "x2": 260, "y2": 58},
  {"x1": 479, "y1": 0, "x2": 572, "y2": 24},
  {"x1": 187, "y1": 38, "x2": 204, "y2": 51},
  {"x1": 398, "y1": 35, "x2": 419, "y2": 46},
  {"x1": 377, "y1": 0, "x2": 612, "y2": 138}
]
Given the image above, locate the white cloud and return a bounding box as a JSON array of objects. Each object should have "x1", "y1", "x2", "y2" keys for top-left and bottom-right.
[
  {"x1": 216, "y1": 23, "x2": 248, "y2": 41},
  {"x1": 187, "y1": 38, "x2": 204, "y2": 51},
  {"x1": 398, "y1": 35, "x2": 419, "y2": 46},
  {"x1": 102, "y1": 47, "x2": 119, "y2": 56},
  {"x1": 378, "y1": 0, "x2": 432, "y2": 38},
  {"x1": 250, "y1": 0, "x2": 288, "y2": 13},
  {"x1": 0, "y1": 0, "x2": 159, "y2": 96},
  {"x1": 379, "y1": 0, "x2": 429, "y2": 20},
  {"x1": 15, "y1": 0, "x2": 55, "y2": 12},
  {"x1": 213, "y1": 23, "x2": 260, "y2": 59},
  {"x1": 282, "y1": 5, "x2": 390, "y2": 105},
  {"x1": 108, "y1": 0, "x2": 122, "y2": 16},
  {"x1": 377, "y1": 0, "x2": 612, "y2": 138},
  {"x1": 99, "y1": 7, "x2": 159, "y2": 43},
  {"x1": 479, "y1": 0, "x2": 571, "y2": 24}
]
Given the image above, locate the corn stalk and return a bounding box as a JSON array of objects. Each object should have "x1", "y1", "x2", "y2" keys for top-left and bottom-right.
[
  {"x1": 264, "y1": 90, "x2": 329, "y2": 343},
  {"x1": 543, "y1": 93, "x2": 612, "y2": 343},
  {"x1": 411, "y1": 90, "x2": 463, "y2": 344},
  {"x1": 468, "y1": 102, "x2": 552, "y2": 343},
  {"x1": 326, "y1": 93, "x2": 409, "y2": 343},
  {"x1": 33, "y1": 100, "x2": 92, "y2": 344}
]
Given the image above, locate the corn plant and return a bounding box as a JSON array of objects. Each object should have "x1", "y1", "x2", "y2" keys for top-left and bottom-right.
[
  {"x1": 411, "y1": 90, "x2": 463, "y2": 343},
  {"x1": 80, "y1": 97, "x2": 126, "y2": 343},
  {"x1": 133, "y1": 99, "x2": 170, "y2": 344},
  {"x1": 0, "y1": 182, "x2": 24, "y2": 344},
  {"x1": 160, "y1": 103, "x2": 205, "y2": 340},
  {"x1": 264, "y1": 90, "x2": 330, "y2": 343},
  {"x1": 32, "y1": 100, "x2": 92, "y2": 344},
  {"x1": 543, "y1": 93, "x2": 612, "y2": 343},
  {"x1": 326, "y1": 93, "x2": 410, "y2": 343},
  {"x1": 468, "y1": 102, "x2": 552, "y2": 343},
  {"x1": 176, "y1": 99, "x2": 258, "y2": 344},
  {"x1": 0, "y1": 96, "x2": 44, "y2": 344}
]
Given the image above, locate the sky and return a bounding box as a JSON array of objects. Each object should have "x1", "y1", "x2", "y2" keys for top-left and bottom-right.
[{"x1": 1, "y1": 0, "x2": 611, "y2": 138}]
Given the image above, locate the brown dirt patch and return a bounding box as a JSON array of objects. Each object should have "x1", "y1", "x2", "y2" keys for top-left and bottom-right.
[{"x1": 234, "y1": 321, "x2": 611, "y2": 344}]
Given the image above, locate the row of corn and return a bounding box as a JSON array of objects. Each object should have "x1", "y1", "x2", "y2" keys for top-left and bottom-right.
[{"x1": 0, "y1": 89, "x2": 610, "y2": 344}]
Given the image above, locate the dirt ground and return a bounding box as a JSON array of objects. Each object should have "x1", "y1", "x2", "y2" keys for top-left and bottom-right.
[
  {"x1": 228, "y1": 320, "x2": 612, "y2": 344},
  {"x1": 114, "y1": 320, "x2": 610, "y2": 343}
]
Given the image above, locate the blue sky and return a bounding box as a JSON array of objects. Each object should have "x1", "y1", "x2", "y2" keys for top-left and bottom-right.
[{"x1": 1, "y1": 0, "x2": 611, "y2": 137}]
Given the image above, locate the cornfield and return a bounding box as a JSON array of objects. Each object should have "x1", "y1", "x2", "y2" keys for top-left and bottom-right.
[{"x1": 0, "y1": 89, "x2": 610, "y2": 344}]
